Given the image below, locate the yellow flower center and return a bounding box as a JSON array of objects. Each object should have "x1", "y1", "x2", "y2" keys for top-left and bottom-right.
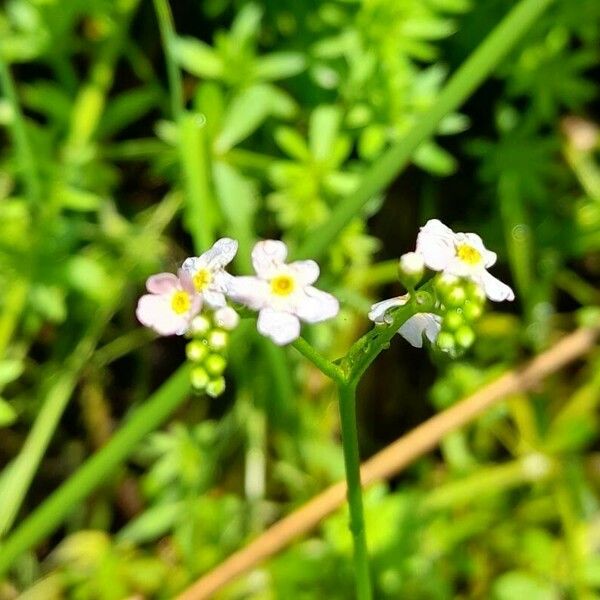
[
  {"x1": 171, "y1": 291, "x2": 191, "y2": 314},
  {"x1": 456, "y1": 244, "x2": 482, "y2": 266},
  {"x1": 270, "y1": 274, "x2": 296, "y2": 296},
  {"x1": 193, "y1": 268, "x2": 212, "y2": 291}
]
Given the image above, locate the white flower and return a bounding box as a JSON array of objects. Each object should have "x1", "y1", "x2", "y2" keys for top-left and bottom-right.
[
  {"x1": 416, "y1": 219, "x2": 515, "y2": 302},
  {"x1": 368, "y1": 295, "x2": 441, "y2": 348},
  {"x1": 227, "y1": 240, "x2": 339, "y2": 345},
  {"x1": 181, "y1": 238, "x2": 238, "y2": 309},
  {"x1": 136, "y1": 271, "x2": 202, "y2": 336}
]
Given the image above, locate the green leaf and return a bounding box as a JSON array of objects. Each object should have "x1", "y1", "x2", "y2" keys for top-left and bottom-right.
[
  {"x1": 117, "y1": 502, "x2": 182, "y2": 544},
  {"x1": 309, "y1": 105, "x2": 342, "y2": 162},
  {"x1": 0, "y1": 360, "x2": 24, "y2": 388},
  {"x1": 230, "y1": 3, "x2": 262, "y2": 44},
  {"x1": 0, "y1": 398, "x2": 17, "y2": 427},
  {"x1": 173, "y1": 36, "x2": 224, "y2": 79},
  {"x1": 414, "y1": 141, "x2": 457, "y2": 175},
  {"x1": 97, "y1": 87, "x2": 161, "y2": 138},
  {"x1": 215, "y1": 85, "x2": 276, "y2": 153},
  {"x1": 493, "y1": 571, "x2": 559, "y2": 600},
  {"x1": 254, "y1": 52, "x2": 306, "y2": 81},
  {"x1": 274, "y1": 127, "x2": 310, "y2": 161}
]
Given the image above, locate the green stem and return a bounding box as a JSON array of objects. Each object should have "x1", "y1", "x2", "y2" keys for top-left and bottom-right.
[
  {"x1": 153, "y1": 0, "x2": 216, "y2": 251},
  {"x1": 338, "y1": 382, "x2": 372, "y2": 600},
  {"x1": 295, "y1": 0, "x2": 555, "y2": 260},
  {"x1": 344, "y1": 291, "x2": 435, "y2": 384},
  {"x1": 0, "y1": 59, "x2": 42, "y2": 204},
  {"x1": 152, "y1": 0, "x2": 184, "y2": 120},
  {"x1": 0, "y1": 365, "x2": 191, "y2": 576},
  {"x1": 292, "y1": 337, "x2": 345, "y2": 383}
]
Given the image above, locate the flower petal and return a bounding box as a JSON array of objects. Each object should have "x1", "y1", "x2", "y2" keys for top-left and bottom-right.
[
  {"x1": 257, "y1": 308, "x2": 301, "y2": 345},
  {"x1": 288, "y1": 260, "x2": 320, "y2": 285},
  {"x1": 226, "y1": 276, "x2": 271, "y2": 310},
  {"x1": 416, "y1": 219, "x2": 456, "y2": 271},
  {"x1": 146, "y1": 273, "x2": 180, "y2": 294},
  {"x1": 136, "y1": 294, "x2": 187, "y2": 336},
  {"x1": 204, "y1": 238, "x2": 239, "y2": 268},
  {"x1": 398, "y1": 313, "x2": 440, "y2": 348},
  {"x1": 252, "y1": 240, "x2": 288, "y2": 278},
  {"x1": 368, "y1": 295, "x2": 409, "y2": 324},
  {"x1": 294, "y1": 286, "x2": 339, "y2": 323},
  {"x1": 202, "y1": 289, "x2": 227, "y2": 309},
  {"x1": 478, "y1": 271, "x2": 515, "y2": 302}
]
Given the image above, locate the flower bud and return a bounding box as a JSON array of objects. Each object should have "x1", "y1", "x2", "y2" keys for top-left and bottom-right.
[
  {"x1": 463, "y1": 301, "x2": 483, "y2": 322},
  {"x1": 191, "y1": 366, "x2": 209, "y2": 390},
  {"x1": 455, "y1": 325, "x2": 475, "y2": 349},
  {"x1": 208, "y1": 329, "x2": 228, "y2": 350},
  {"x1": 398, "y1": 252, "x2": 424, "y2": 288},
  {"x1": 206, "y1": 376, "x2": 226, "y2": 398},
  {"x1": 214, "y1": 306, "x2": 240, "y2": 331},
  {"x1": 205, "y1": 353, "x2": 227, "y2": 376},
  {"x1": 436, "y1": 331, "x2": 456, "y2": 353},
  {"x1": 443, "y1": 309, "x2": 464, "y2": 331},
  {"x1": 186, "y1": 340, "x2": 209, "y2": 363},
  {"x1": 190, "y1": 315, "x2": 211, "y2": 335},
  {"x1": 446, "y1": 286, "x2": 467, "y2": 307}
]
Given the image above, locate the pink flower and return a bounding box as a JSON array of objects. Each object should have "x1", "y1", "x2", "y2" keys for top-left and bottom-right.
[{"x1": 136, "y1": 272, "x2": 202, "y2": 336}]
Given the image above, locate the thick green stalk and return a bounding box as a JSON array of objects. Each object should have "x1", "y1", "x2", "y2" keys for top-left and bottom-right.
[
  {"x1": 0, "y1": 365, "x2": 191, "y2": 576},
  {"x1": 295, "y1": 0, "x2": 555, "y2": 260},
  {"x1": 338, "y1": 382, "x2": 372, "y2": 600}
]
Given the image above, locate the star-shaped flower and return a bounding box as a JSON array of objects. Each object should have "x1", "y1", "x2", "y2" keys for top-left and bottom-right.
[
  {"x1": 136, "y1": 272, "x2": 202, "y2": 336},
  {"x1": 227, "y1": 240, "x2": 339, "y2": 345},
  {"x1": 368, "y1": 295, "x2": 441, "y2": 348},
  {"x1": 416, "y1": 219, "x2": 514, "y2": 302},
  {"x1": 181, "y1": 238, "x2": 238, "y2": 308}
]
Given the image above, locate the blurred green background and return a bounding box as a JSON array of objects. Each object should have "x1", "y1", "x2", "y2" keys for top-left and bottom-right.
[{"x1": 1, "y1": 0, "x2": 600, "y2": 597}]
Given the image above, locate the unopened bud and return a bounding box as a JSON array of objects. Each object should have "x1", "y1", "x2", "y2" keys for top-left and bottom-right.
[
  {"x1": 191, "y1": 366, "x2": 209, "y2": 390},
  {"x1": 206, "y1": 376, "x2": 226, "y2": 398},
  {"x1": 214, "y1": 306, "x2": 239, "y2": 331},
  {"x1": 205, "y1": 353, "x2": 227, "y2": 376},
  {"x1": 190, "y1": 315, "x2": 211, "y2": 335},
  {"x1": 443, "y1": 309, "x2": 464, "y2": 331},
  {"x1": 208, "y1": 329, "x2": 228, "y2": 350},
  {"x1": 398, "y1": 252, "x2": 424, "y2": 287},
  {"x1": 463, "y1": 301, "x2": 483, "y2": 322},
  {"x1": 186, "y1": 340, "x2": 209, "y2": 363},
  {"x1": 436, "y1": 331, "x2": 455, "y2": 353},
  {"x1": 455, "y1": 325, "x2": 475, "y2": 349}
]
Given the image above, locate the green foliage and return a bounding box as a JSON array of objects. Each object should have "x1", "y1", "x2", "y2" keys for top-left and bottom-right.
[{"x1": 0, "y1": 0, "x2": 599, "y2": 598}]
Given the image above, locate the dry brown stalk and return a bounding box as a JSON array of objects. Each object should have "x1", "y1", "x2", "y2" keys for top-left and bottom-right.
[{"x1": 177, "y1": 327, "x2": 599, "y2": 600}]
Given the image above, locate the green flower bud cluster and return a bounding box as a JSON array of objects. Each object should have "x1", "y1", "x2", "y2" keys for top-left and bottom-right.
[
  {"x1": 186, "y1": 314, "x2": 230, "y2": 398},
  {"x1": 434, "y1": 275, "x2": 486, "y2": 357}
]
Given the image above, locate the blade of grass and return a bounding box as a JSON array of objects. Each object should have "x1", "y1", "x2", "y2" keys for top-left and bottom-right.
[
  {"x1": 0, "y1": 365, "x2": 191, "y2": 576},
  {"x1": 295, "y1": 0, "x2": 555, "y2": 260},
  {"x1": 0, "y1": 309, "x2": 112, "y2": 537}
]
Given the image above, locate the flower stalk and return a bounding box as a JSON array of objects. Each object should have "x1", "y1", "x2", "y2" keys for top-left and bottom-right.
[{"x1": 337, "y1": 381, "x2": 372, "y2": 600}]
